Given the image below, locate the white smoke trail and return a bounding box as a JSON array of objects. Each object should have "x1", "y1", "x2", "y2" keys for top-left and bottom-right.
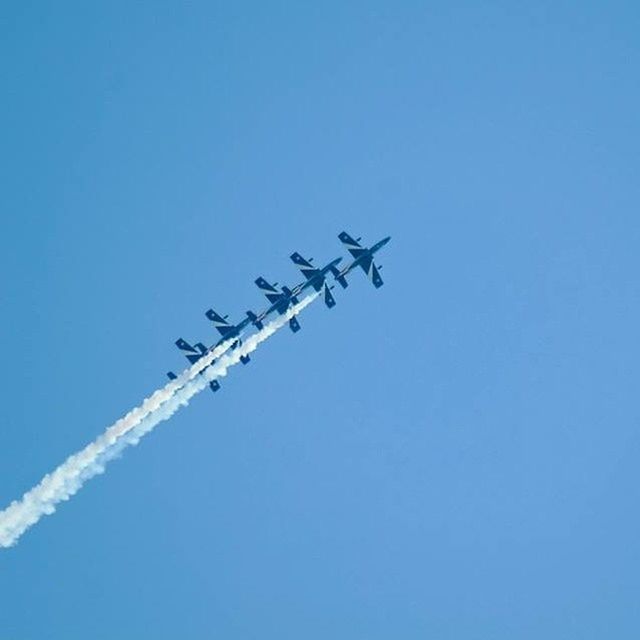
[{"x1": 0, "y1": 294, "x2": 317, "y2": 548}]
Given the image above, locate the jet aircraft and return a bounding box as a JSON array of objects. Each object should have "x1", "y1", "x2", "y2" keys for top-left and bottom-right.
[
  {"x1": 252, "y1": 252, "x2": 341, "y2": 333},
  {"x1": 166, "y1": 340, "x2": 221, "y2": 392},
  {"x1": 204, "y1": 309, "x2": 254, "y2": 364},
  {"x1": 165, "y1": 231, "x2": 389, "y2": 396},
  {"x1": 331, "y1": 232, "x2": 391, "y2": 289},
  {"x1": 253, "y1": 277, "x2": 302, "y2": 333},
  {"x1": 288, "y1": 253, "x2": 342, "y2": 308},
  {"x1": 165, "y1": 309, "x2": 257, "y2": 392}
]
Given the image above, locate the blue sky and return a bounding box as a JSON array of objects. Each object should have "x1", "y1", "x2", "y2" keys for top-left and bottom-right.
[{"x1": 1, "y1": 2, "x2": 640, "y2": 637}]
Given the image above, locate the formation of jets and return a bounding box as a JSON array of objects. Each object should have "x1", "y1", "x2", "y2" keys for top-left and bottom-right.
[{"x1": 167, "y1": 231, "x2": 391, "y2": 391}]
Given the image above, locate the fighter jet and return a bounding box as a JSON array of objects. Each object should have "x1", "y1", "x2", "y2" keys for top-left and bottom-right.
[
  {"x1": 288, "y1": 253, "x2": 342, "y2": 308},
  {"x1": 331, "y1": 232, "x2": 391, "y2": 289},
  {"x1": 165, "y1": 307, "x2": 257, "y2": 392},
  {"x1": 166, "y1": 339, "x2": 221, "y2": 392},
  {"x1": 204, "y1": 309, "x2": 255, "y2": 364},
  {"x1": 252, "y1": 277, "x2": 302, "y2": 333}
]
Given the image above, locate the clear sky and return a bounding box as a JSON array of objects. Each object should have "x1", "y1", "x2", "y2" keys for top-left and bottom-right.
[{"x1": 1, "y1": 2, "x2": 639, "y2": 638}]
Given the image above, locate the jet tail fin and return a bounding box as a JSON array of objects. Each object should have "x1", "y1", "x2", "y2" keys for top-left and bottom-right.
[
  {"x1": 167, "y1": 371, "x2": 177, "y2": 381},
  {"x1": 240, "y1": 354, "x2": 251, "y2": 365}
]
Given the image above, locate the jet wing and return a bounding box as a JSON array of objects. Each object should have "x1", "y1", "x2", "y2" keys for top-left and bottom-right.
[
  {"x1": 338, "y1": 231, "x2": 367, "y2": 259},
  {"x1": 290, "y1": 252, "x2": 320, "y2": 280},
  {"x1": 205, "y1": 309, "x2": 237, "y2": 338},
  {"x1": 353, "y1": 255, "x2": 383, "y2": 288},
  {"x1": 175, "y1": 338, "x2": 204, "y2": 364},
  {"x1": 356, "y1": 254, "x2": 373, "y2": 275},
  {"x1": 288, "y1": 316, "x2": 301, "y2": 333},
  {"x1": 323, "y1": 283, "x2": 336, "y2": 308},
  {"x1": 368, "y1": 263, "x2": 384, "y2": 288},
  {"x1": 255, "y1": 277, "x2": 286, "y2": 305}
]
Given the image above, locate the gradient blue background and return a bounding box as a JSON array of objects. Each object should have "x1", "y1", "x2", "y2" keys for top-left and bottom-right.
[{"x1": 2, "y1": 2, "x2": 639, "y2": 638}]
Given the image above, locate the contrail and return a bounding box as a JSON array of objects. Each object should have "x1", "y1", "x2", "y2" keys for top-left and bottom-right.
[{"x1": 0, "y1": 294, "x2": 317, "y2": 548}]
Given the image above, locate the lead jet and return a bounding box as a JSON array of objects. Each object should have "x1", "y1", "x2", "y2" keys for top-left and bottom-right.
[
  {"x1": 166, "y1": 339, "x2": 221, "y2": 392},
  {"x1": 253, "y1": 277, "x2": 302, "y2": 333},
  {"x1": 288, "y1": 253, "x2": 342, "y2": 308},
  {"x1": 331, "y1": 232, "x2": 391, "y2": 289}
]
